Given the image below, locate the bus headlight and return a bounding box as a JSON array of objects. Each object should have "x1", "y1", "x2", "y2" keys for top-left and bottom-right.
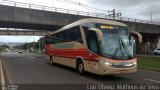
[
  {"x1": 133, "y1": 62, "x2": 137, "y2": 65},
  {"x1": 105, "y1": 62, "x2": 112, "y2": 66},
  {"x1": 98, "y1": 58, "x2": 112, "y2": 66}
]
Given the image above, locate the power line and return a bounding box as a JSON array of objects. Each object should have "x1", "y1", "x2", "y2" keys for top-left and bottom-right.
[
  {"x1": 55, "y1": 0, "x2": 109, "y2": 13},
  {"x1": 56, "y1": 0, "x2": 78, "y2": 5},
  {"x1": 56, "y1": 0, "x2": 122, "y2": 18}
]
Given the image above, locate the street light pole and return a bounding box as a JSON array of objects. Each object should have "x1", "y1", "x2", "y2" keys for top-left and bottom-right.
[
  {"x1": 150, "y1": 12, "x2": 152, "y2": 21},
  {"x1": 21, "y1": 38, "x2": 25, "y2": 50},
  {"x1": 39, "y1": 36, "x2": 41, "y2": 53},
  {"x1": 113, "y1": 9, "x2": 115, "y2": 20},
  {"x1": 28, "y1": 37, "x2": 35, "y2": 51},
  {"x1": 27, "y1": 36, "x2": 29, "y2": 51},
  {"x1": 25, "y1": 39, "x2": 27, "y2": 50}
]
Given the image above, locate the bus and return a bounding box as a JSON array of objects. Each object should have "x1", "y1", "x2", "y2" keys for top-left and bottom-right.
[{"x1": 44, "y1": 18, "x2": 142, "y2": 75}]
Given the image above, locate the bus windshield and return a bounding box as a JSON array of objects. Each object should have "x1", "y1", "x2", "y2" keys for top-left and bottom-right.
[{"x1": 98, "y1": 25, "x2": 136, "y2": 60}]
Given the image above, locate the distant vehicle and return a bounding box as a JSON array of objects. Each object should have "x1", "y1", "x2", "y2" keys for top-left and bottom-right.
[
  {"x1": 44, "y1": 18, "x2": 142, "y2": 75},
  {"x1": 153, "y1": 48, "x2": 160, "y2": 54},
  {"x1": 18, "y1": 49, "x2": 23, "y2": 53},
  {"x1": 13, "y1": 50, "x2": 18, "y2": 52}
]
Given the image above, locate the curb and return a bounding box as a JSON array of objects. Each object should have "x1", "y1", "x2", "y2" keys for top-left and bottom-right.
[{"x1": 139, "y1": 68, "x2": 160, "y2": 72}]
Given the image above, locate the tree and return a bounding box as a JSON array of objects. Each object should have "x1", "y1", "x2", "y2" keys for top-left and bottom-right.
[
  {"x1": 37, "y1": 37, "x2": 45, "y2": 50},
  {"x1": 0, "y1": 44, "x2": 10, "y2": 49}
]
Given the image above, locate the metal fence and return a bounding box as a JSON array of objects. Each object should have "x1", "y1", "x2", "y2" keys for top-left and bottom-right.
[
  {"x1": 0, "y1": 0, "x2": 160, "y2": 25},
  {"x1": 0, "y1": 28, "x2": 46, "y2": 35},
  {"x1": 0, "y1": 28, "x2": 41, "y2": 31}
]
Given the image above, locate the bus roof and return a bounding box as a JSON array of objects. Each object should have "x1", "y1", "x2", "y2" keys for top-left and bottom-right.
[{"x1": 52, "y1": 18, "x2": 127, "y2": 34}]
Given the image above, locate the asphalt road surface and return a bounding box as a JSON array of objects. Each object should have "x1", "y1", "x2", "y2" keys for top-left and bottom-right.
[{"x1": 0, "y1": 51, "x2": 160, "y2": 90}]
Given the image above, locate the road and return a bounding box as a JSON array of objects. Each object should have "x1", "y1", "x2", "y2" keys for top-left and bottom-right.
[{"x1": 0, "y1": 51, "x2": 160, "y2": 90}]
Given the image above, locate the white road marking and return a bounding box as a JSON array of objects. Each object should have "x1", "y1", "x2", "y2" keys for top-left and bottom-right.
[
  {"x1": 143, "y1": 78, "x2": 160, "y2": 83},
  {"x1": 1, "y1": 58, "x2": 13, "y2": 84},
  {"x1": 0, "y1": 58, "x2": 5, "y2": 90}
]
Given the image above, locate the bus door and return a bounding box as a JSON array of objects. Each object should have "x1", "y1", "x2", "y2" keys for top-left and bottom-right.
[{"x1": 86, "y1": 30, "x2": 99, "y2": 73}]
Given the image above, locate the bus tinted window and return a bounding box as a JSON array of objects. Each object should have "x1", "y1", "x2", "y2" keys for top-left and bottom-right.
[
  {"x1": 87, "y1": 31, "x2": 98, "y2": 53},
  {"x1": 49, "y1": 26, "x2": 82, "y2": 44},
  {"x1": 71, "y1": 26, "x2": 83, "y2": 43},
  {"x1": 45, "y1": 36, "x2": 57, "y2": 44}
]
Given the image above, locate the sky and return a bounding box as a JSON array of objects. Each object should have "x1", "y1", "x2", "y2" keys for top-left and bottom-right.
[
  {"x1": 0, "y1": 35, "x2": 41, "y2": 42},
  {"x1": 0, "y1": 0, "x2": 160, "y2": 42}
]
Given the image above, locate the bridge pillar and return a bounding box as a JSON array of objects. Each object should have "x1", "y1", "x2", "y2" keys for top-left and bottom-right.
[
  {"x1": 144, "y1": 35, "x2": 160, "y2": 53},
  {"x1": 157, "y1": 36, "x2": 160, "y2": 48},
  {"x1": 137, "y1": 33, "x2": 159, "y2": 54}
]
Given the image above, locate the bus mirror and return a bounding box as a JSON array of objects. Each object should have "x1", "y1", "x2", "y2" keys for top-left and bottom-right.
[
  {"x1": 45, "y1": 36, "x2": 52, "y2": 44},
  {"x1": 130, "y1": 31, "x2": 142, "y2": 43},
  {"x1": 89, "y1": 28, "x2": 103, "y2": 42},
  {"x1": 77, "y1": 38, "x2": 83, "y2": 43},
  {"x1": 44, "y1": 36, "x2": 48, "y2": 44}
]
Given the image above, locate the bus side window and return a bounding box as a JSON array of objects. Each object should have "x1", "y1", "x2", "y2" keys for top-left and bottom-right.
[
  {"x1": 87, "y1": 30, "x2": 98, "y2": 53},
  {"x1": 71, "y1": 26, "x2": 83, "y2": 43},
  {"x1": 82, "y1": 26, "x2": 98, "y2": 53},
  {"x1": 45, "y1": 36, "x2": 54, "y2": 44}
]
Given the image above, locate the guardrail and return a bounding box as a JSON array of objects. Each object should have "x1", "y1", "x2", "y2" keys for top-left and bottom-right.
[
  {"x1": 0, "y1": 28, "x2": 42, "y2": 31},
  {"x1": 0, "y1": 28, "x2": 46, "y2": 35},
  {"x1": 0, "y1": 0, "x2": 160, "y2": 25}
]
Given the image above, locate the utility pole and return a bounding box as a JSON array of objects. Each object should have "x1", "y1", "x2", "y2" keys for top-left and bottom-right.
[
  {"x1": 22, "y1": 44, "x2": 23, "y2": 49},
  {"x1": 113, "y1": 9, "x2": 115, "y2": 20},
  {"x1": 108, "y1": 9, "x2": 122, "y2": 20},
  {"x1": 25, "y1": 39, "x2": 27, "y2": 50},
  {"x1": 39, "y1": 36, "x2": 41, "y2": 53},
  {"x1": 150, "y1": 12, "x2": 152, "y2": 21},
  {"x1": 29, "y1": 37, "x2": 35, "y2": 51},
  {"x1": 27, "y1": 36, "x2": 29, "y2": 51}
]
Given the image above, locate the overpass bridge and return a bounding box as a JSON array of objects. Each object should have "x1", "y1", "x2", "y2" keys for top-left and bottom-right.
[
  {"x1": 0, "y1": 0, "x2": 160, "y2": 53},
  {"x1": 0, "y1": 28, "x2": 46, "y2": 36}
]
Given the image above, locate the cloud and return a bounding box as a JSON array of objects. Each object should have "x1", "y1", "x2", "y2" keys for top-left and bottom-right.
[
  {"x1": 137, "y1": 2, "x2": 160, "y2": 16},
  {"x1": 132, "y1": 1, "x2": 160, "y2": 21},
  {"x1": 10, "y1": 0, "x2": 160, "y2": 21},
  {"x1": 89, "y1": 0, "x2": 156, "y2": 8},
  {"x1": 87, "y1": 0, "x2": 160, "y2": 21}
]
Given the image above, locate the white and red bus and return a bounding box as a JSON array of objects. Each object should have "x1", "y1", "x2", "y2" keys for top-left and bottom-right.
[{"x1": 44, "y1": 18, "x2": 142, "y2": 75}]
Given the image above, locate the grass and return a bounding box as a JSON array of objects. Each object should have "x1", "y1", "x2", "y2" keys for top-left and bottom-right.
[{"x1": 137, "y1": 56, "x2": 160, "y2": 71}]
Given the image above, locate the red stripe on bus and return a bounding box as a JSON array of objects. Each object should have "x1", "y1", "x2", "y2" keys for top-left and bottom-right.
[
  {"x1": 45, "y1": 47, "x2": 99, "y2": 62},
  {"x1": 45, "y1": 46, "x2": 136, "y2": 62}
]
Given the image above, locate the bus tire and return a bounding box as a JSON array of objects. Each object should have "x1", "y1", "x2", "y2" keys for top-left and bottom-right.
[
  {"x1": 50, "y1": 55, "x2": 54, "y2": 65},
  {"x1": 77, "y1": 60, "x2": 85, "y2": 75},
  {"x1": 154, "y1": 52, "x2": 157, "y2": 55}
]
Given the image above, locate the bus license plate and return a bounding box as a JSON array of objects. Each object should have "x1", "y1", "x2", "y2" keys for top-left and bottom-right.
[{"x1": 120, "y1": 70, "x2": 127, "y2": 73}]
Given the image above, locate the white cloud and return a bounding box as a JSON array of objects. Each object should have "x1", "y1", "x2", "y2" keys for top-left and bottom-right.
[
  {"x1": 11, "y1": 0, "x2": 90, "y2": 11},
  {"x1": 0, "y1": 35, "x2": 41, "y2": 42}
]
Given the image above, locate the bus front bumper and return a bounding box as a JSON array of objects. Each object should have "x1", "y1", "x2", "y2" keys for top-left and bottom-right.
[{"x1": 98, "y1": 62, "x2": 137, "y2": 75}]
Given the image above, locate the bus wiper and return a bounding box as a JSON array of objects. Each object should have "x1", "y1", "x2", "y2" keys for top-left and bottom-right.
[
  {"x1": 112, "y1": 47, "x2": 119, "y2": 59},
  {"x1": 113, "y1": 31, "x2": 131, "y2": 59},
  {"x1": 112, "y1": 34, "x2": 122, "y2": 59},
  {"x1": 101, "y1": 52, "x2": 113, "y2": 57},
  {"x1": 119, "y1": 38, "x2": 132, "y2": 58},
  {"x1": 115, "y1": 33, "x2": 131, "y2": 59}
]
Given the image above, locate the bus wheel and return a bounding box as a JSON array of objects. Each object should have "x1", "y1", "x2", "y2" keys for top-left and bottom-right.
[
  {"x1": 154, "y1": 52, "x2": 157, "y2": 55},
  {"x1": 77, "y1": 61, "x2": 85, "y2": 75},
  {"x1": 50, "y1": 56, "x2": 54, "y2": 65}
]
